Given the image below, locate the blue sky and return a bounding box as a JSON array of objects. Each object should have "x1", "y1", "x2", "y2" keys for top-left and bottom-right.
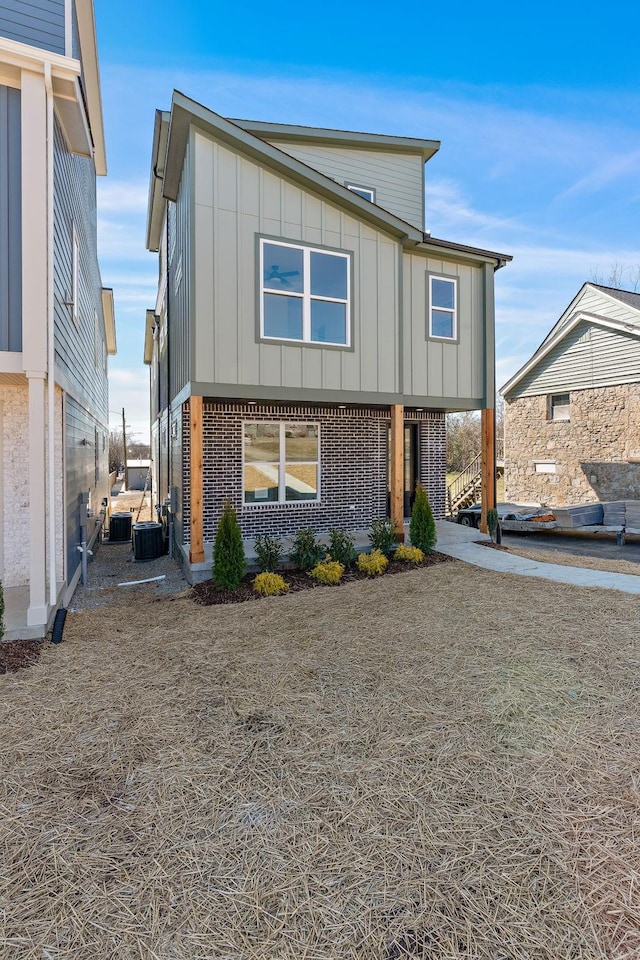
[{"x1": 94, "y1": 0, "x2": 640, "y2": 439}]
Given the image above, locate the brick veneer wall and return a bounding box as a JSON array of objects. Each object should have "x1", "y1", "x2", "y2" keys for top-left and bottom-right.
[
  {"x1": 181, "y1": 402, "x2": 446, "y2": 544},
  {"x1": 505, "y1": 383, "x2": 640, "y2": 505}
]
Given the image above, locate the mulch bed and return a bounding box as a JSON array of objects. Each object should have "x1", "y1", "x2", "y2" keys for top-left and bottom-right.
[
  {"x1": 192, "y1": 550, "x2": 456, "y2": 605},
  {"x1": 0, "y1": 639, "x2": 43, "y2": 675}
]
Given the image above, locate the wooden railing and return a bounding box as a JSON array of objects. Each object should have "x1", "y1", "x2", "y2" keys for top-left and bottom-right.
[{"x1": 446, "y1": 436, "x2": 505, "y2": 516}]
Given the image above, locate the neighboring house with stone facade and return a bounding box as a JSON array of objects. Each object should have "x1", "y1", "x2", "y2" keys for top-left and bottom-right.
[
  {"x1": 501, "y1": 283, "x2": 640, "y2": 506},
  {"x1": 0, "y1": 0, "x2": 116, "y2": 638},
  {"x1": 144, "y1": 91, "x2": 510, "y2": 581}
]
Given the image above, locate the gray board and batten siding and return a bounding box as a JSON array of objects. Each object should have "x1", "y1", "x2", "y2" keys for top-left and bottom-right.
[
  {"x1": 190, "y1": 131, "x2": 401, "y2": 399},
  {"x1": 0, "y1": 84, "x2": 21, "y2": 352},
  {"x1": 0, "y1": 0, "x2": 65, "y2": 54},
  {"x1": 53, "y1": 115, "x2": 108, "y2": 420},
  {"x1": 506, "y1": 320, "x2": 640, "y2": 399},
  {"x1": 263, "y1": 141, "x2": 425, "y2": 232},
  {"x1": 171, "y1": 129, "x2": 489, "y2": 409}
]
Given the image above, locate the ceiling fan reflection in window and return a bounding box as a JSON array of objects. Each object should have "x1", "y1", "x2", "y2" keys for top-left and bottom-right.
[{"x1": 265, "y1": 264, "x2": 300, "y2": 286}]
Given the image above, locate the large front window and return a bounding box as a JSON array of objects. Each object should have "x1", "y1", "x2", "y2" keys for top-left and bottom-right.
[
  {"x1": 243, "y1": 422, "x2": 320, "y2": 504},
  {"x1": 260, "y1": 239, "x2": 350, "y2": 346}
]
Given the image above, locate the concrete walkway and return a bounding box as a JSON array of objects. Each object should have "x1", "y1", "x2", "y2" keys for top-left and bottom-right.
[{"x1": 435, "y1": 520, "x2": 640, "y2": 595}]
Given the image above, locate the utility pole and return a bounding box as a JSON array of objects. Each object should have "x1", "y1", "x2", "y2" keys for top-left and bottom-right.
[{"x1": 122, "y1": 407, "x2": 127, "y2": 491}]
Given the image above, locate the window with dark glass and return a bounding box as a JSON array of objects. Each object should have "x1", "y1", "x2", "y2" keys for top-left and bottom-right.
[
  {"x1": 260, "y1": 239, "x2": 350, "y2": 346},
  {"x1": 549, "y1": 393, "x2": 570, "y2": 421},
  {"x1": 429, "y1": 275, "x2": 457, "y2": 340}
]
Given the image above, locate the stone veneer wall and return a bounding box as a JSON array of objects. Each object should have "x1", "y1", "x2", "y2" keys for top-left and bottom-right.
[
  {"x1": 180, "y1": 401, "x2": 446, "y2": 544},
  {"x1": 505, "y1": 383, "x2": 640, "y2": 505}
]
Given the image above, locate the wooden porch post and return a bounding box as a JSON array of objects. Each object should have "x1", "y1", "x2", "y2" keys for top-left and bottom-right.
[
  {"x1": 480, "y1": 407, "x2": 496, "y2": 533},
  {"x1": 189, "y1": 396, "x2": 205, "y2": 564},
  {"x1": 390, "y1": 404, "x2": 405, "y2": 542}
]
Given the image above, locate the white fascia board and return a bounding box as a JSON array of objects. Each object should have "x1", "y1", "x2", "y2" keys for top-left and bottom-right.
[
  {"x1": 101, "y1": 287, "x2": 116, "y2": 354},
  {"x1": 74, "y1": 0, "x2": 106, "y2": 175},
  {"x1": 52, "y1": 74, "x2": 92, "y2": 158},
  {"x1": 594, "y1": 284, "x2": 640, "y2": 320},
  {"x1": 0, "y1": 34, "x2": 80, "y2": 77},
  {"x1": 501, "y1": 311, "x2": 640, "y2": 397}
]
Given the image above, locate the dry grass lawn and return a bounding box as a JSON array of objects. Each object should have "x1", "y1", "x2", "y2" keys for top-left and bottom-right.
[
  {"x1": 503, "y1": 544, "x2": 640, "y2": 577},
  {"x1": 2, "y1": 563, "x2": 640, "y2": 959}
]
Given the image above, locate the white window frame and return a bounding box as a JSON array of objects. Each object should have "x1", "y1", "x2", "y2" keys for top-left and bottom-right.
[
  {"x1": 548, "y1": 393, "x2": 570, "y2": 421},
  {"x1": 428, "y1": 275, "x2": 457, "y2": 341},
  {"x1": 243, "y1": 421, "x2": 321, "y2": 505},
  {"x1": 259, "y1": 238, "x2": 351, "y2": 347},
  {"x1": 346, "y1": 183, "x2": 375, "y2": 202},
  {"x1": 72, "y1": 225, "x2": 79, "y2": 327}
]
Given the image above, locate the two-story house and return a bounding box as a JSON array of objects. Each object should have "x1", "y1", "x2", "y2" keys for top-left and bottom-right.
[
  {"x1": 144, "y1": 91, "x2": 509, "y2": 581},
  {"x1": 501, "y1": 283, "x2": 640, "y2": 505},
  {"x1": 0, "y1": 0, "x2": 116, "y2": 638}
]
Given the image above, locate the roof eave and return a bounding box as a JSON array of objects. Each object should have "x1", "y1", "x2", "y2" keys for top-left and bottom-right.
[
  {"x1": 417, "y1": 235, "x2": 512, "y2": 267},
  {"x1": 146, "y1": 110, "x2": 170, "y2": 252},
  {"x1": 143, "y1": 309, "x2": 155, "y2": 365},
  {"x1": 74, "y1": 0, "x2": 106, "y2": 175},
  {"x1": 101, "y1": 287, "x2": 116, "y2": 354}
]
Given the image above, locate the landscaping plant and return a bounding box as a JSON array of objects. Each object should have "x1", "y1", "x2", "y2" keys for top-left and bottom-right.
[
  {"x1": 212, "y1": 500, "x2": 246, "y2": 589},
  {"x1": 409, "y1": 483, "x2": 437, "y2": 553},
  {"x1": 356, "y1": 549, "x2": 388, "y2": 576},
  {"x1": 289, "y1": 528, "x2": 325, "y2": 571},
  {"x1": 328, "y1": 529, "x2": 357, "y2": 569},
  {"x1": 368, "y1": 517, "x2": 398, "y2": 557},
  {"x1": 254, "y1": 534, "x2": 283, "y2": 572},
  {"x1": 309, "y1": 559, "x2": 344, "y2": 585},
  {"x1": 253, "y1": 572, "x2": 289, "y2": 596},
  {"x1": 394, "y1": 544, "x2": 424, "y2": 564}
]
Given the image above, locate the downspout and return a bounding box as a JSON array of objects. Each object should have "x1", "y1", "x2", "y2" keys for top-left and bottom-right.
[{"x1": 44, "y1": 62, "x2": 57, "y2": 609}]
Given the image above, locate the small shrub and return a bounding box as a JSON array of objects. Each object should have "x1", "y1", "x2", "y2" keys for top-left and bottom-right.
[
  {"x1": 253, "y1": 572, "x2": 289, "y2": 596},
  {"x1": 368, "y1": 517, "x2": 399, "y2": 557},
  {"x1": 212, "y1": 499, "x2": 246, "y2": 590},
  {"x1": 328, "y1": 529, "x2": 357, "y2": 568},
  {"x1": 356, "y1": 549, "x2": 388, "y2": 576},
  {"x1": 289, "y1": 528, "x2": 325, "y2": 571},
  {"x1": 394, "y1": 544, "x2": 424, "y2": 564},
  {"x1": 254, "y1": 534, "x2": 282, "y2": 572},
  {"x1": 409, "y1": 483, "x2": 437, "y2": 553},
  {"x1": 309, "y1": 559, "x2": 344, "y2": 585}
]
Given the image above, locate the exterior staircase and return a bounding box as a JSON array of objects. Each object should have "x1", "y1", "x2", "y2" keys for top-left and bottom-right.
[{"x1": 446, "y1": 439, "x2": 504, "y2": 516}]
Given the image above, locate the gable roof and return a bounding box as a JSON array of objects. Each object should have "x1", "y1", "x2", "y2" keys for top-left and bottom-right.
[
  {"x1": 147, "y1": 90, "x2": 511, "y2": 269},
  {"x1": 501, "y1": 282, "x2": 640, "y2": 397}
]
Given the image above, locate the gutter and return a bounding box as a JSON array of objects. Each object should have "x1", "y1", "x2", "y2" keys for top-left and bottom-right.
[{"x1": 44, "y1": 62, "x2": 57, "y2": 609}]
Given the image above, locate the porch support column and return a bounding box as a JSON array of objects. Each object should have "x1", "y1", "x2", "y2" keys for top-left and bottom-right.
[
  {"x1": 189, "y1": 396, "x2": 204, "y2": 564},
  {"x1": 480, "y1": 407, "x2": 496, "y2": 534},
  {"x1": 390, "y1": 404, "x2": 405, "y2": 542},
  {"x1": 26, "y1": 372, "x2": 48, "y2": 626}
]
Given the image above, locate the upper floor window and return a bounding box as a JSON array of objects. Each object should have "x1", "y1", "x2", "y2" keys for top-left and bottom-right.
[
  {"x1": 549, "y1": 393, "x2": 570, "y2": 421},
  {"x1": 260, "y1": 239, "x2": 350, "y2": 347},
  {"x1": 428, "y1": 275, "x2": 457, "y2": 340},
  {"x1": 346, "y1": 183, "x2": 375, "y2": 202},
  {"x1": 243, "y1": 422, "x2": 320, "y2": 504}
]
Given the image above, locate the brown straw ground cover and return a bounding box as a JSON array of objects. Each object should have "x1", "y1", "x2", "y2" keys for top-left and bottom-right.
[{"x1": 2, "y1": 562, "x2": 640, "y2": 959}]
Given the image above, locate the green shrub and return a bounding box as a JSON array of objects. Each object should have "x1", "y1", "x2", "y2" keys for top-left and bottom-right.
[
  {"x1": 328, "y1": 529, "x2": 357, "y2": 568},
  {"x1": 356, "y1": 549, "x2": 388, "y2": 576},
  {"x1": 487, "y1": 508, "x2": 499, "y2": 542},
  {"x1": 409, "y1": 483, "x2": 437, "y2": 553},
  {"x1": 212, "y1": 499, "x2": 246, "y2": 590},
  {"x1": 0, "y1": 578, "x2": 4, "y2": 641},
  {"x1": 309, "y1": 559, "x2": 344, "y2": 585},
  {"x1": 289, "y1": 528, "x2": 325, "y2": 571},
  {"x1": 254, "y1": 534, "x2": 282, "y2": 572},
  {"x1": 368, "y1": 517, "x2": 399, "y2": 556},
  {"x1": 253, "y1": 572, "x2": 289, "y2": 596},
  {"x1": 394, "y1": 544, "x2": 424, "y2": 564}
]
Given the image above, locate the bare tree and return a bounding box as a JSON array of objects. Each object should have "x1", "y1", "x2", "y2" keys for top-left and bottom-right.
[
  {"x1": 590, "y1": 263, "x2": 640, "y2": 291},
  {"x1": 108, "y1": 429, "x2": 124, "y2": 474}
]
